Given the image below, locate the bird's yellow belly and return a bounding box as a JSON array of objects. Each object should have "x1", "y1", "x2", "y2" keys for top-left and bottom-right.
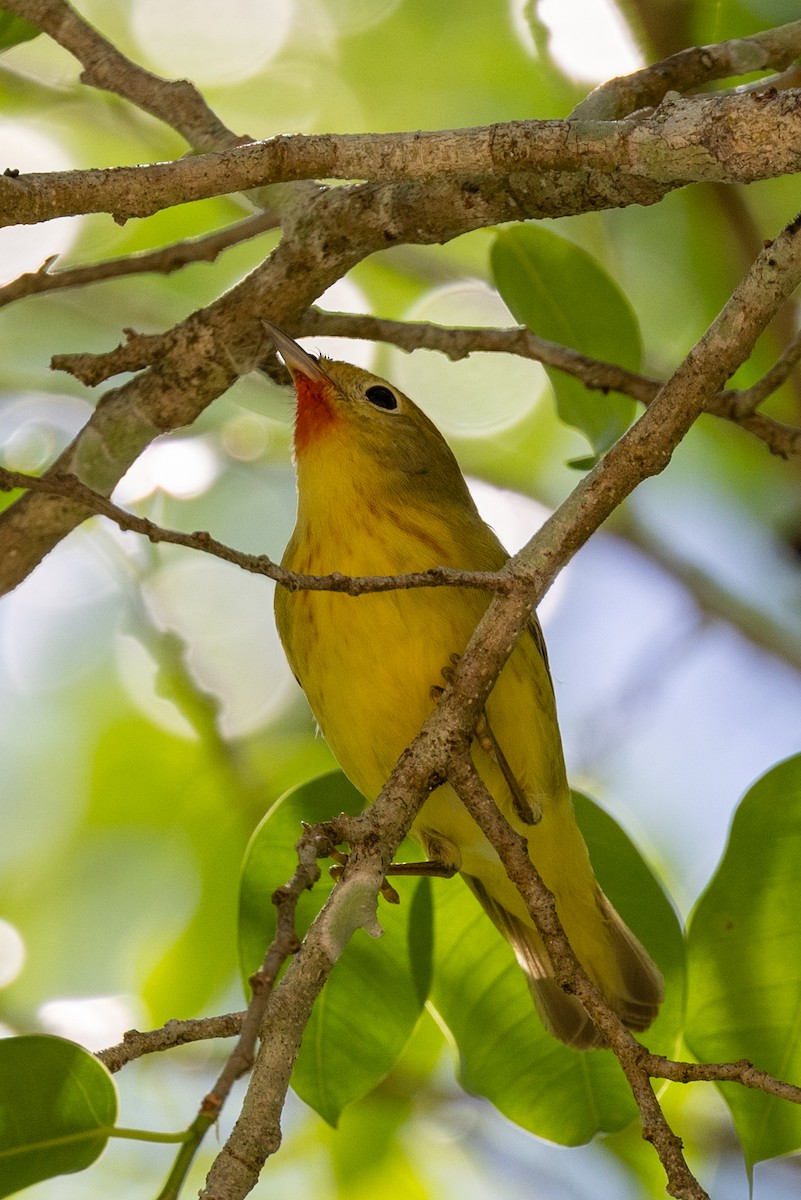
[
  {"x1": 277, "y1": 578, "x2": 569, "y2": 896},
  {"x1": 280, "y1": 583, "x2": 481, "y2": 796}
]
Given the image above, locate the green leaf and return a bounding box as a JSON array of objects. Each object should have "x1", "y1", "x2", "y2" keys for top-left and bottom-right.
[
  {"x1": 430, "y1": 791, "x2": 685, "y2": 1145},
  {"x1": 0, "y1": 10, "x2": 40, "y2": 51},
  {"x1": 491, "y1": 225, "x2": 641, "y2": 458},
  {"x1": 685, "y1": 754, "x2": 801, "y2": 1165},
  {"x1": 0, "y1": 1035, "x2": 117, "y2": 1196},
  {"x1": 238, "y1": 771, "x2": 434, "y2": 1125}
]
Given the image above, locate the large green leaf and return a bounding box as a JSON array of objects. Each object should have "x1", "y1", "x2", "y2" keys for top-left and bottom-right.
[
  {"x1": 239, "y1": 772, "x2": 434, "y2": 1126},
  {"x1": 430, "y1": 791, "x2": 685, "y2": 1145},
  {"x1": 491, "y1": 225, "x2": 641, "y2": 461},
  {"x1": 685, "y1": 754, "x2": 801, "y2": 1165},
  {"x1": 0, "y1": 1035, "x2": 117, "y2": 1197}
]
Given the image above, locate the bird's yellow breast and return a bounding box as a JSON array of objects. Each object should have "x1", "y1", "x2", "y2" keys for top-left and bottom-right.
[
  {"x1": 275, "y1": 447, "x2": 567, "y2": 882},
  {"x1": 277, "y1": 484, "x2": 485, "y2": 798}
]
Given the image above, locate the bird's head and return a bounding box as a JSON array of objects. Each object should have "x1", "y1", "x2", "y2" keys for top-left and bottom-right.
[{"x1": 265, "y1": 323, "x2": 475, "y2": 513}]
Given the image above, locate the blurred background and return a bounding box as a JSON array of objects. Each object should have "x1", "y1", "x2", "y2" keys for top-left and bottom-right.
[{"x1": 1, "y1": 0, "x2": 801, "y2": 1196}]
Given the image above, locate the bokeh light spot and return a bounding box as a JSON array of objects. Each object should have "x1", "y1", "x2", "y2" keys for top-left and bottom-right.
[
  {"x1": 130, "y1": 0, "x2": 293, "y2": 85},
  {"x1": 388, "y1": 281, "x2": 548, "y2": 438},
  {"x1": 535, "y1": 0, "x2": 644, "y2": 83},
  {"x1": 0, "y1": 919, "x2": 26, "y2": 988},
  {"x1": 114, "y1": 437, "x2": 220, "y2": 504},
  {"x1": 0, "y1": 124, "x2": 80, "y2": 285},
  {"x1": 38, "y1": 994, "x2": 142, "y2": 1051}
]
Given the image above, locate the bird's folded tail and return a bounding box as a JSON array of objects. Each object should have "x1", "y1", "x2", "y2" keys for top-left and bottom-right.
[{"x1": 462, "y1": 874, "x2": 663, "y2": 1051}]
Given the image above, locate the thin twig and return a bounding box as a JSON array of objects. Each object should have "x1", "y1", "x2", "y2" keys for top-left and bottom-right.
[
  {"x1": 154, "y1": 818, "x2": 344, "y2": 1200},
  {"x1": 51, "y1": 310, "x2": 801, "y2": 458},
  {"x1": 0, "y1": 209, "x2": 279, "y2": 309},
  {"x1": 728, "y1": 324, "x2": 801, "y2": 413},
  {"x1": 95, "y1": 988, "x2": 801, "y2": 1103},
  {"x1": 0, "y1": 466, "x2": 515, "y2": 595},
  {"x1": 298, "y1": 309, "x2": 660, "y2": 399},
  {"x1": 571, "y1": 19, "x2": 801, "y2": 119},
  {"x1": 97, "y1": 1014, "x2": 246, "y2": 1074},
  {"x1": 646, "y1": 1054, "x2": 801, "y2": 1104},
  {"x1": 298, "y1": 310, "x2": 801, "y2": 458},
  {"x1": 447, "y1": 753, "x2": 707, "y2": 1200}
]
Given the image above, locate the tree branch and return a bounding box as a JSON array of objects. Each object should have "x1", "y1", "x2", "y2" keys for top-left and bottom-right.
[
  {"x1": 645, "y1": 1055, "x2": 801, "y2": 1105},
  {"x1": 299, "y1": 308, "x2": 660, "y2": 397},
  {"x1": 0, "y1": 466, "x2": 519, "y2": 595},
  {"x1": 0, "y1": 209, "x2": 279, "y2": 308},
  {"x1": 446, "y1": 753, "x2": 706, "y2": 1199},
  {"x1": 297, "y1": 310, "x2": 801, "y2": 458},
  {"x1": 97, "y1": 1014, "x2": 246, "y2": 1074},
  {"x1": 47, "y1": 309, "x2": 801, "y2": 461},
  {"x1": 571, "y1": 19, "x2": 801, "y2": 119},
  {"x1": 3, "y1": 88, "x2": 801, "y2": 227}
]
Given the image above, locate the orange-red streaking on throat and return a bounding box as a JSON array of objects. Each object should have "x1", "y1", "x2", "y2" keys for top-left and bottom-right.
[{"x1": 293, "y1": 374, "x2": 338, "y2": 453}]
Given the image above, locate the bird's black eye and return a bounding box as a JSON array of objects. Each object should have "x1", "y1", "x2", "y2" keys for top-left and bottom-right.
[{"x1": 365, "y1": 384, "x2": 398, "y2": 411}]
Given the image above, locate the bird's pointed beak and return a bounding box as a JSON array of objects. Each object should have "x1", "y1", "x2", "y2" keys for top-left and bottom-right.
[{"x1": 264, "y1": 322, "x2": 331, "y2": 385}]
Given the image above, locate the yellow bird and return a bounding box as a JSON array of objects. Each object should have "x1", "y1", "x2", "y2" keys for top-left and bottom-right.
[{"x1": 270, "y1": 325, "x2": 663, "y2": 1050}]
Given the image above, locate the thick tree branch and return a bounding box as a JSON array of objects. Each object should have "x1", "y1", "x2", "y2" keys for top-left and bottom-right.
[{"x1": 2, "y1": 88, "x2": 801, "y2": 227}]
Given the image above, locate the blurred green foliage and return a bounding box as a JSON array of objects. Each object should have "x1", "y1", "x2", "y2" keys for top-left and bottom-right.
[{"x1": 0, "y1": 9, "x2": 38, "y2": 51}]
